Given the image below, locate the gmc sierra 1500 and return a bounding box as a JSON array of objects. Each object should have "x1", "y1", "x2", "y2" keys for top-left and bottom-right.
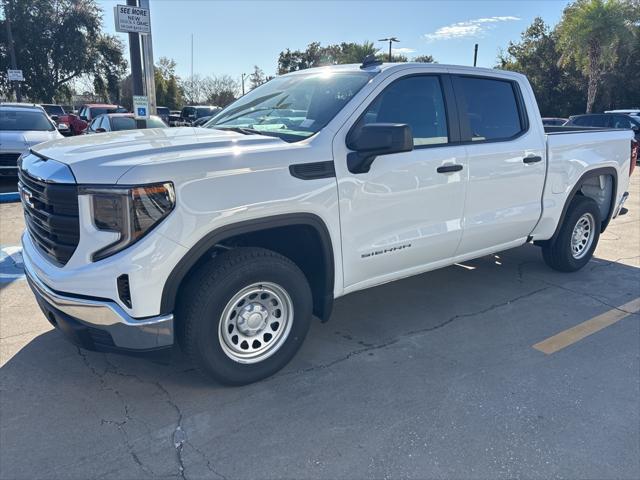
[{"x1": 19, "y1": 60, "x2": 635, "y2": 384}]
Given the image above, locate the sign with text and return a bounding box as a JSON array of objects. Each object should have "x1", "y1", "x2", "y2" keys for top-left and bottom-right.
[
  {"x1": 114, "y1": 4, "x2": 150, "y2": 34},
  {"x1": 7, "y1": 69, "x2": 24, "y2": 81},
  {"x1": 133, "y1": 95, "x2": 149, "y2": 120}
]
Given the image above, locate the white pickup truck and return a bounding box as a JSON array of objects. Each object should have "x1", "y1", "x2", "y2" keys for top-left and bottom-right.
[{"x1": 19, "y1": 60, "x2": 636, "y2": 384}]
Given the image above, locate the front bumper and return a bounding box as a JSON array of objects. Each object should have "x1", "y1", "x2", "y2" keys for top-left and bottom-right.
[{"x1": 25, "y1": 264, "x2": 174, "y2": 352}]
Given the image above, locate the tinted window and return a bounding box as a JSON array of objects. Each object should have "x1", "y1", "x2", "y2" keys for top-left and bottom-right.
[
  {"x1": 148, "y1": 116, "x2": 167, "y2": 128},
  {"x1": 357, "y1": 76, "x2": 448, "y2": 146},
  {"x1": 90, "y1": 107, "x2": 127, "y2": 117},
  {"x1": 42, "y1": 105, "x2": 65, "y2": 116},
  {"x1": 111, "y1": 117, "x2": 137, "y2": 131},
  {"x1": 612, "y1": 116, "x2": 632, "y2": 129},
  {"x1": 453, "y1": 76, "x2": 523, "y2": 141},
  {"x1": 0, "y1": 109, "x2": 55, "y2": 131}
]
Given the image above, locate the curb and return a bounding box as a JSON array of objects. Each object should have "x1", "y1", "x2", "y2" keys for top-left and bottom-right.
[{"x1": 0, "y1": 192, "x2": 20, "y2": 204}]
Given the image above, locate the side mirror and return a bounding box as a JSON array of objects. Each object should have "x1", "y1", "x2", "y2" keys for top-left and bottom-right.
[
  {"x1": 95, "y1": 127, "x2": 107, "y2": 133},
  {"x1": 80, "y1": 115, "x2": 88, "y2": 122},
  {"x1": 346, "y1": 123, "x2": 413, "y2": 174},
  {"x1": 50, "y1": 115, "x2": 59, "y2": 122},
  {"x1": 57, "y1": 123, "x2": 70, "y2": 132}
]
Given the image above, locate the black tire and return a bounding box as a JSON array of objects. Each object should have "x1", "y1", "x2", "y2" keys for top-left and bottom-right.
[
  {"x1": 177, "y1": 247, "x2": 312, "y2": 385},
  {"x1": 542, "y1": 195, "x2": 601, "y2": 272}
]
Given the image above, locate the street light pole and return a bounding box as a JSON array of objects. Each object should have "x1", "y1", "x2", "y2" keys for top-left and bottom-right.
[
  {"x1": 241, "y1": 73, "x2": 247, "y2": 96},
  {"x1": 378, "y1": 37, "x2": 400, "y2": 62}
]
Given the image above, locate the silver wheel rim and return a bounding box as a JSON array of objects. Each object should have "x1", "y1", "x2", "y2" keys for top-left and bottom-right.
[
  {"x1": 218, "y1": 282, "x2": 293, "y2": 364},
  {"x1": 571, "y1": 212, "x2": 595, "y2": 259}
]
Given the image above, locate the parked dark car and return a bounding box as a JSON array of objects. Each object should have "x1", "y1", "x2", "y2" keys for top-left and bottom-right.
[
  {"x1": 40, "y1": 104, "x2": 66, "y2": 120},
  {"x1": 84, "y1": 113, "x2": 168, "y2": 134},
  {"x1": 156, "y1": 106, "x2": 170, "y2": 125},
  {"x1": 192, "y1": 115, "x2": 216, "y2": 127},
  {"x1": 180, "y1": 105, "x2": 221, "y2": 125},
  {"x1": 565, "y1": 113, "x2": 640, "y2": 141},
  {"x1": 169, "y1": 110, "x2": 186, "y2": 127},
  {"x1": 542, "y1": 117, "x2": 568, "y2": 126}
]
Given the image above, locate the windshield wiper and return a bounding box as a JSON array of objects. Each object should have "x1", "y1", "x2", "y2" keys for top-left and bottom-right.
[{"x1": 212, "y1": 126, "x2": 266, "y2": 136}]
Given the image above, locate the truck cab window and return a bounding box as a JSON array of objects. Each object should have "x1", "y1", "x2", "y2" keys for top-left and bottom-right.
[
  {"x1": 358, "y1": 76, "x2": 449, "y2": 146},
  {"x1": 453, "y1": 76, "x2": 524, "y2": 141}
]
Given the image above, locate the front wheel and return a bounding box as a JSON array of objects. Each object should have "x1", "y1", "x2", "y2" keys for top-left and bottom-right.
[
  {"x1": 177, "y1": 247, "x2": 312, "y2": 385},
  {"x1": 542, "y1": 195, "x2": 601, "y2": 272}
]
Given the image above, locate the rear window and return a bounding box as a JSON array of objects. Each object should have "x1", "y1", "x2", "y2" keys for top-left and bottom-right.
[
  {"x1": 0, "y1": 109, "x2": 54, "y2": 131},
  {"x1": 42, "y1": 105, "x2": 65, "y2": 116},
  {"x1": 453, "y1": 76, "x2": 525, "y2": 141},
  {"x1": 91, "y1": 107, "x2": 127, "y2": 117},
  {"x1": 111, "y1": 117, "x2": 137, "y2": 131}
]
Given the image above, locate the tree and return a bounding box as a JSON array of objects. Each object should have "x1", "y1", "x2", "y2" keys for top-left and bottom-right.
[
  {"x1": 154, "y1": 57, "x2": 182, "y2": 109},
  {"x1": 413, "y1": 55, "x2": 436, "y2": 63},
  {"x1": 202, "y1": 75, "x2": 239, "y2": 107},
  {"x1": 0, "y1": 0, "x2": 127, "y2": 102},
  {"x1": 498, "y1": 17, "x2": 586, "y2": 117},
  {"x1": 557, "y1": 0, "x2": 634, "y2": 112},
  {"x1": 277, "y1": 41, "x2": 379, "y2": 73},
  {"x1": 249, "y1": 65, "x2": 266, "y2": 90},
  {"x1": 180, "y1": 74, "x2": 206, "y2": 104}
]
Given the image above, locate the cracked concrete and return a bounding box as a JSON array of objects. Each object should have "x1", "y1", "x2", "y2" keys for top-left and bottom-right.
[{"x1": 1, "y1": 173, "x2": 639, "y2": 479}]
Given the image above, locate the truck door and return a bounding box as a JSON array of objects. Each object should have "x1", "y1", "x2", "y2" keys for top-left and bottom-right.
[
  {"x1": 450, "y1": 74, "x2": 546, "y2": 256},
  {"x1": 333, "y1": 72, "x2": 468, "y2": 290}
]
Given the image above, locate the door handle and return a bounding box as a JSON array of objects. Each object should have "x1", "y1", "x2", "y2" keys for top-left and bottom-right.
[
  {"x1": 523, "y1": 155, "x2": 542, "y2": 164},
  {"x1": 437, "y1": 164, "x2": 463, "y2": 173}
]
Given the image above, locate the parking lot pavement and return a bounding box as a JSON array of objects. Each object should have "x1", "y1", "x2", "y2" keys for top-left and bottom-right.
[{"x1": 1, "y1": 175, "x2": 638, "y2": 480}]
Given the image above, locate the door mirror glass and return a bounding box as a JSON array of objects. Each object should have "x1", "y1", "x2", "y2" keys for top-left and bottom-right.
[{"x1": 347, "y1": 123, "x2": 413, "y2": 173}]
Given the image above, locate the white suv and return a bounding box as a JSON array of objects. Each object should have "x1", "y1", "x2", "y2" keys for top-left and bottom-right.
[{"x1": 19, "y1": 61, "x2": 634, "y2": 384}]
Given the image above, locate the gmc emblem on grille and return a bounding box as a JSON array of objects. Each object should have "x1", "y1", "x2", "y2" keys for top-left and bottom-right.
[{"x1": 20, "y1": 185, "x2": 35, "y2": 209}]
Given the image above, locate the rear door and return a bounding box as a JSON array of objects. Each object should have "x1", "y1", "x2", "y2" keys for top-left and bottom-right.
[{"x1": 451, "y1": 74, "x2": 546, "y2": 256}]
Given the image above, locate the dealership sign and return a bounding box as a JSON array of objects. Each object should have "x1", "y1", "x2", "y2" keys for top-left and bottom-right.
[
  {"x1": 114, "y1": 4, "x2": 150, "y2": 34},
  {"x1": 7, "y1": 69, "x2": 24, "y2": 81}
]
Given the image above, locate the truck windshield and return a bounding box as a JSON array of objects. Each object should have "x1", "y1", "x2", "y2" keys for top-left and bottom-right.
[
  {"x1": 0, "y1": 110, "x2": 55, "y2": 131},
  {"x1": 206, "y1": 71, "x2": 375, "y2": 142}
]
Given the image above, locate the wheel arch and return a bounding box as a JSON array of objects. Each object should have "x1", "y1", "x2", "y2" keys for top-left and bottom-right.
[
  {"x1": 160, "y1": 213, "x2": 335, "y2": 321},
  {"x1": 546, "y1": 166, "x2": 618, "y2": 243}
]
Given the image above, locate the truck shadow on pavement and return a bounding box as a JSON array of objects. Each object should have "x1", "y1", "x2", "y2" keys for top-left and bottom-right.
[{"x1": 1, "y1": 243, "x2": 639, "y2": 479}]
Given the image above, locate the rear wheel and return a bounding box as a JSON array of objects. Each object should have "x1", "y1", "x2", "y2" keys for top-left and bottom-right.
[
  {"x1": 542, "y1": 196, "x2": 601, "y2": 272},
  {"x1": 177, "y1": 247, "x2": 312, "y2": 385}
]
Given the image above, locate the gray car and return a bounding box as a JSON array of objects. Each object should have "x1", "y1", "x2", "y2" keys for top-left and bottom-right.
[{"x1": 0, "y1": 103, "x2": 65, "y2": 175}]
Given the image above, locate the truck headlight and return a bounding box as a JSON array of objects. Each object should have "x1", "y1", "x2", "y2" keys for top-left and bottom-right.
[{"x1": 81, "y1": 182, "x2": 175, "y2": 261}]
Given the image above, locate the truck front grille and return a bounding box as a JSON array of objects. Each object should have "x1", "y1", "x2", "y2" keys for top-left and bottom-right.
[{"x1": 18, "y1": 167, "x2": 80, "y2": 265}]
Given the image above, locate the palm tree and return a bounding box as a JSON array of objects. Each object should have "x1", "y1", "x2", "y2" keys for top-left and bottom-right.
[{"x1": 557, "y1": 0, "x2": 634, "y2": 112}]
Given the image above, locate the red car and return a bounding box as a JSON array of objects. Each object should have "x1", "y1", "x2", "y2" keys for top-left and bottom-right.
[{"x1": 58, "y1": 103, "x2": 128, "y2": 135}]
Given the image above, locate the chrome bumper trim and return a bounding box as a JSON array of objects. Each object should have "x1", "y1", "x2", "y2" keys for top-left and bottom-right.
[{"x1": 24, "y1": 263, "x2": 174, "y2": 350}]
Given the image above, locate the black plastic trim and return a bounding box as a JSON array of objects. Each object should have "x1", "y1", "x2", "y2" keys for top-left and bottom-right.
[
  {"x1": 289, "y1": 161, "x2": 336, "y2": 180},
  {"x1": 160, "y1": 213, "x2": 335, "y2": 320},
  {"x1": 547, "y1": 167, "x2": 619, "y2": 242}
]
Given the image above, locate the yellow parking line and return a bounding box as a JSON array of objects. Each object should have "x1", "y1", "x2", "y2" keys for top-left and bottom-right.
[{"x1": 533, "y1": 298, "x2": 640, "y2": 355}]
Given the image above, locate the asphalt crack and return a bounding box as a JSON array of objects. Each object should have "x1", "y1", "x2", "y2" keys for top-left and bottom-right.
[
  {"x1": 77, "y1": 348, "x2": 156, "y2": 478},
  {"x1": 275, "y1": 287, "x2": 549, "y2": 379}
]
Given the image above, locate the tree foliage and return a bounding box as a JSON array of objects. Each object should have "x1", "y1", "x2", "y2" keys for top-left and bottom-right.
[
  {"x1": 500, "y1": 0, "x2": 639, "y2": 115},
  {"x1": 557, "y1": 0, "x2": 635, "y2": 112},
  {"x1": 154, "y1": 57, "x2": 182, "y2": 109},
  {"x1": 498, "y1": 18, "x2": 586, "y2": 117},
  {"x1": 249, "y1": 65, "x2": 266, "y2": 90},
  {"x1": 179, "y1": 74, "x2": 239, "y2": 107},
  {"x1": 0, "y1": 0, "x2": 127, "y2": 102}
]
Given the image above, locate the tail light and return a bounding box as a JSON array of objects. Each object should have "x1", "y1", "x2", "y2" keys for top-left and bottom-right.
[{"x1": 631, "y1": 140, "x2": 638, "y2": 176}]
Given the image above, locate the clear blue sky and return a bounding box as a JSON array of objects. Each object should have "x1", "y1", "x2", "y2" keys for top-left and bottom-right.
[{"x1": 98, "y1": 0, "x2": 570, "y2": 81}]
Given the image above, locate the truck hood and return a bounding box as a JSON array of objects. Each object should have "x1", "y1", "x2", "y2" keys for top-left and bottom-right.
[
  {"x1": 1, "y1": 130, "x2": 62, "y2": 152},
  {"x1": 30, "y1": 127, "x2": 286, "y2": 183}
]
